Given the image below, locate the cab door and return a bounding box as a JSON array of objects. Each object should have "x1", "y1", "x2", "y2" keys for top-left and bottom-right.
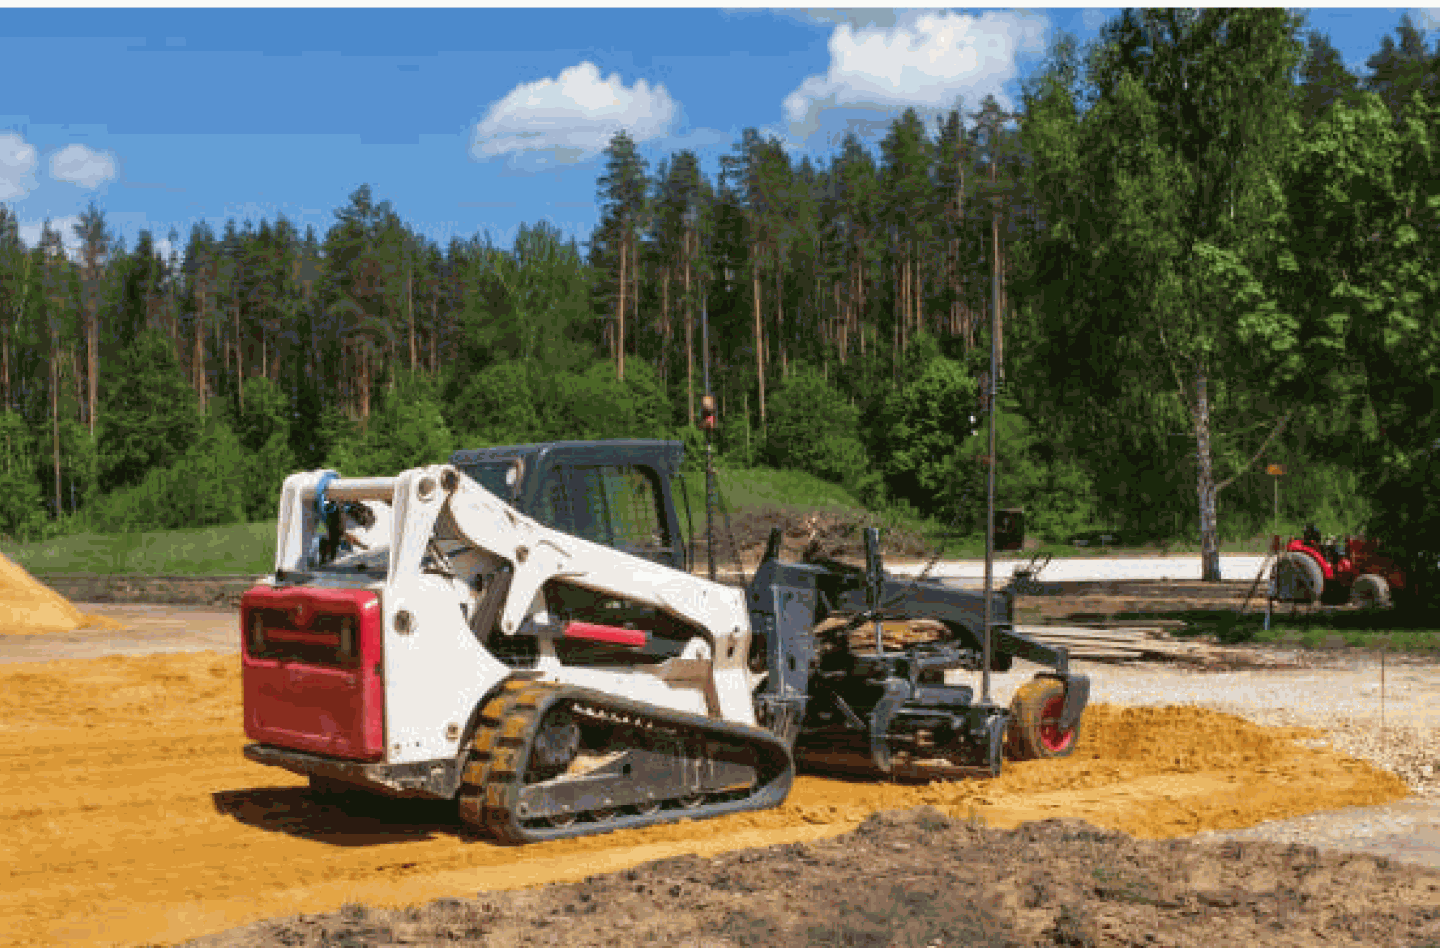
[{"x1": 534, "y1": 462, "x2": 684, "y2": 570}]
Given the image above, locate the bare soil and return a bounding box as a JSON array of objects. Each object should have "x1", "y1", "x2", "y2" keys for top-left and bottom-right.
[{"x1": 177, "y1": 808, "x2": 1440, "y2": 948}]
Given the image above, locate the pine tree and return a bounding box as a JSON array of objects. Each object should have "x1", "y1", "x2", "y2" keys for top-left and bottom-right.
[
  {"x1": 880, "y1": 109, "x2": 935, "y2": 362},
  {"x1": 1299, "y1": 30, "x2": 1360, "y2": 126},
  {"x1": 0, "y1": 206, "x2": 22, "y2": 413},
  {"x1": 1365, "y1": 12, "x2": 1439, "y2": 119},
  {"x1": 99, "y1": 327, "x2": 200, "y2": 493},
  {"x1": 73, "y1": 202, "x2": 111, "y2": 437},
  {"x1": 653, "y1": 150, "x2": 712, "y2": 426},
  {"x1": 595, "y1": 132, "x2": 650, "y2": 382}
]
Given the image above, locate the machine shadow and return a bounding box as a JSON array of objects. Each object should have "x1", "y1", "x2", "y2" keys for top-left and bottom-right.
[{"x1": 211, "y1": 786, "x2": 482, "y2": 847}]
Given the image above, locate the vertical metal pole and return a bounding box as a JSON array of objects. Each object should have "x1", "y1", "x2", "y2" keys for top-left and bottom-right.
[
  {"x1": 983, "y1": 211, "x2": 999, "y2": 707},
  {"x1": 1273, "y1": 475, "x2": 1279, "y2": 539},
  {"x1": 703, "y1": 299, "x2": 716, "y2": 581}
]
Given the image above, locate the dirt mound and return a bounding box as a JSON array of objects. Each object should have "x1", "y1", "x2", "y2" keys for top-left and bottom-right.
[
  {"x1": 0, "y1": 651, "x2": 1414, "y2": 947},
  {"x1": 0, "y1": 553, "x2": 122, "y2": 634},
  {"x1": 179, "y1": 807, "x2": 1440, "y2": 948}
]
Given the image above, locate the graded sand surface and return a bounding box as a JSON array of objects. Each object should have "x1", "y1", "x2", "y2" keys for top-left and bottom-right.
[{"x1": 0, "y1": 652, "x2": 1409, "y2": 948}]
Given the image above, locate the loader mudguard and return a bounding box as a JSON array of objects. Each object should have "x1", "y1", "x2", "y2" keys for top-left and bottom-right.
[{"x1": 1037, "y1": 670, "x2": 1090, "y2": 735}]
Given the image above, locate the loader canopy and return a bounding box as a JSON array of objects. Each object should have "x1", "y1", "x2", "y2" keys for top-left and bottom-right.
[{"x1": 451, "y1": 440, "x2": 688, "y2": 571}]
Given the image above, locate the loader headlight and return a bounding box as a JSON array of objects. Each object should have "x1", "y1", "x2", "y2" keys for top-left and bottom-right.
[{"x1": 248, "y1": 612, "x2": 265, "y2": 654}]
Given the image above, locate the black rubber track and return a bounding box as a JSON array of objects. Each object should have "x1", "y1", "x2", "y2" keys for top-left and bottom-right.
[{"x1": 458, "y1": 680, "x2": 795, "y2": 845}]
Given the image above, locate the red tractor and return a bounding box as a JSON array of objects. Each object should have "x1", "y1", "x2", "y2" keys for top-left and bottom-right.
[{"x1": 1271, "y1": 525, "x2": 1405, "y2": 609}]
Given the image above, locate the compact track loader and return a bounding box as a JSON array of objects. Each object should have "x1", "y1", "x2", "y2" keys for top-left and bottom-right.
[{"x1": 241, "y1": 440, "x2": 1088, "y2": 843}]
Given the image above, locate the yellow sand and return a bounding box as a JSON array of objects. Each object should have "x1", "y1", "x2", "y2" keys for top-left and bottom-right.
[
  {"x1": 0, "y1": 553, "x2": 122, "y2": 633},
  {"x1": 0, "y1": 652, "x2": 1410, "y2": 948}
]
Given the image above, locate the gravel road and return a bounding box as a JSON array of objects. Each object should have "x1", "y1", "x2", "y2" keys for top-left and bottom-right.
[{"x1": 893, "y1": 553, "x2": 1270, "y2": 583}]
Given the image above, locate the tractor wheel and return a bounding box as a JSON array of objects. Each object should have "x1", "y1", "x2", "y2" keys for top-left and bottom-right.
[
  {"x1": 1351, "y1": 573, "x2": 1392, "y2": 610},
  {"x1": 1005, "y1": 678, "x2": 1080, "y2": 761},
  {"x1": 1272, "y1": 552, "x2": 1324, "y2": 603}
]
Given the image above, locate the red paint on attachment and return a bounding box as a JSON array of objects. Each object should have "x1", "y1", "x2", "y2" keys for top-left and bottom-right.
[{"x1": 564, "y1": 621, "x2": 648, "y2": 647}]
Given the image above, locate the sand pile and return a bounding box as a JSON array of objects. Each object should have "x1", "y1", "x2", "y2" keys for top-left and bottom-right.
[{"x1": 0, "y1": 553, "x2": 122, "y2": 634}]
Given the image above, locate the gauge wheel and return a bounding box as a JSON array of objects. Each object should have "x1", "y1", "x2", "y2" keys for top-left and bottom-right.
[{"x1": 1005, "y1": 678, "x2": 1080, "y2": 761}]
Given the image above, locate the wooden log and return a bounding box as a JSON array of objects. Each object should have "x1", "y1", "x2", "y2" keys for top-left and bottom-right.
[
  {"x1": 1017, "y1": 625, "x2": 1162, "y2": 643},
  {"x1": 1066, "y1": 617, "x2": 1189, "y2": 630}
]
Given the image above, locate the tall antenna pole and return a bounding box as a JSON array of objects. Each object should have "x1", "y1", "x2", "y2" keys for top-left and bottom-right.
[
  {"x1": 701, "y1": 297, "x2": 717, "y2": 581},
  {"x1": 982, "y1": 189, "x2": 1000, "y2": 707}
]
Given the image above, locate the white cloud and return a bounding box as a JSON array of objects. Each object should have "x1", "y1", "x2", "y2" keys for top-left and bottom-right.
[
  {"x1": 50, "y1": 143, "x2": 117, "y2": 189},
  {"x1": 769, "y1": 9, "x2": 900, "y2": 31},
  {"x1": 469, "y1": 61, "x2": 678, "y2": 170},
  {"x1": 782, "y1": 11, "x2": 1048, "y2": 143},
  {"x1": 1416, "y1": 9, "x2": 1440, "y2": 31},
  {"x1": 0, "y1": 132, "x2": 39, "y2": 202},
  {"x1": 17, "y1": 215, "x2": 83, "y2": 257}
]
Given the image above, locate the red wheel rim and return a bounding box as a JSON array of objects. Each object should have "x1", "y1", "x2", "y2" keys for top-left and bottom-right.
[{"x1": 1038, "y1": 694, "x2": 1075, "y2": 753}]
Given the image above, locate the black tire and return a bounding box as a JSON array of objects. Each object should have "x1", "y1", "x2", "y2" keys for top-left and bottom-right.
[
  {"x1": 1005, "y1": 678, "x2": 1080, "y2": 761},
  {"x1": 1350, "y1": 573, "x2": 1392, "y2": 610},
  {"x1": 1272, "y1": 552, "x2": 1324, "y2": 603}
]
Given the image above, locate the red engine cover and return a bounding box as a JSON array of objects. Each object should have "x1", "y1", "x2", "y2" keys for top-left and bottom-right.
[{"x1": 240, "y1": 586, "x2": 385, "y2": 761}]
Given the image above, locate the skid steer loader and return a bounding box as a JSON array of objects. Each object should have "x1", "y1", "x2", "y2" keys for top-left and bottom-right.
[{"x1": 240, "y1": 440, "x2": 1089, "y2": 844}]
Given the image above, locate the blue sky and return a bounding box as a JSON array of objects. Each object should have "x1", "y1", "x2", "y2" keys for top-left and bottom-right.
[{"x1": 0, "y1": 6, "x2": 1429, "y2": 260}]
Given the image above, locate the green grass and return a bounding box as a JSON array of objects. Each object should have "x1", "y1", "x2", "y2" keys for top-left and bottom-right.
[
  {"x1": 675, "y1": 463, "x2": 865, "y2": 544},
  {"x1": 1244, "y1": 612, "x2": 1440, "y2": 652},
  {"x1": 1252, "y1": 624, "x2": 1440, "y2": 651},
  {"x1": 1099, "y1": 599, "x2": 1440, "y2": 654},
  {"x1": 0, "y1": 521, "x2": 277, "y2": 576}
]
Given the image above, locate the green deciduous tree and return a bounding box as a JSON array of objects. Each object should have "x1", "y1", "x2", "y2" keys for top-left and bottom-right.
[
  {"x1": 236, "y1": 376, "x2": 297, "y2": 520},
  {"x1": 761, "y1": 366, "x2": 865, "y2": 485},
  {"x1": 541, "y1": 360, "x2": 670, "y2": 443},
  {"x1": 1282, "y1": 91, "x2": 1440, "y2": 604},
  {"x1": 0, "y1": 410, "x2": 45, "y2": 541},
  {"x1": 871, "y1": 335, "x2": 977, "y2": 518},
  {"x1": 454, "y1": 360, "x2": 539, "y2": 445},
  {"x1": 1024, "y1": 9, "x2": 1306, "y2": 578}
]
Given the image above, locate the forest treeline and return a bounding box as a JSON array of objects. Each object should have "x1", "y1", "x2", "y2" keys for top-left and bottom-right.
[{"x1": 3, "y1": 9, "x2": 1440, "y2": 591}]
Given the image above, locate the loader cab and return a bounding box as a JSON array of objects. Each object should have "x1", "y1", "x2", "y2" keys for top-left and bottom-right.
[{"x1": 450, "y1": 440, "x2": 690, "y2": 572}]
